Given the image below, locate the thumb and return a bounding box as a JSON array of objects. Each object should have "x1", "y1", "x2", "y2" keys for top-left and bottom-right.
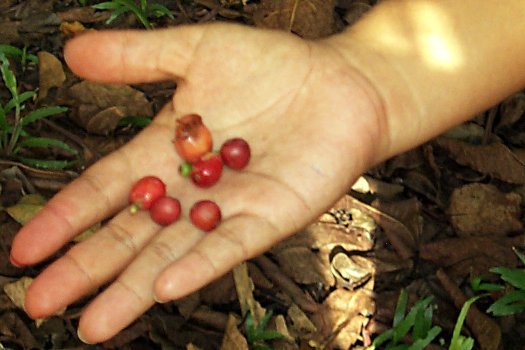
[{"x1": 64, "y1": 26, "x2": 205, "y2": 84}]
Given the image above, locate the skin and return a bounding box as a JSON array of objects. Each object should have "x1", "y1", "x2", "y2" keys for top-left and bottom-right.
[{"x1": 10, "y1": 0, "x2": 525, "y2": 344}]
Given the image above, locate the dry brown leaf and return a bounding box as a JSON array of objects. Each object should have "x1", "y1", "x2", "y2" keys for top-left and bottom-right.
[
  {"x1": 331, "y1": 252, "x2": 374, "y2": 290},
  {"x1": 274, "y1": 245, "x2": 333, "y2": 286},
  {"x1": 3, "y1": 276, "x2": 32, "y2": 310},
  {"x1": 447, "y1": 183, "x2": 522, "y2": 236},
  {"x1": 287, "y1": 303, "x2": 317, "y2": 338},
  {"x1": 233, "y1": 262, "x2": 265, "y2": 325},
  {"x1": 436, "y1": 269, "x2": 501, "y2": 350},
  {"x1": 68, "y1": 81, "x2": 153, "y2": 135},
  {"x1": 419, "y1": 236, "x2": 519, "y2": 278},
  {"x1": 37, "y1": 51, "x2": 65, "y2": 100},
  {"x1": 253, "y1": 0, "x2": 336, "y2": 39},
  {"x1": 435, "y1": 137, "x2": 525, "y2": 184},
  {"x1": 310, "y1": 289, "x2": 374, "y2": 349},
  {"x1": 220, "y1": 314, "x2": 249, "y2": 350}
]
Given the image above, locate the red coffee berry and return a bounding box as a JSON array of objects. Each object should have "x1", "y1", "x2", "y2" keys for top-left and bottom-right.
[
  {"x1": 173, "y1": 114, "x2": 213, "y2": 163},
  {"x1": 190, "y1": 153, "x2": 223, "y2": 188},
  {"x1": 149, "y1": 196, "x2": 181, "y2": 226},
  {"x1": 129, "y1": 176, "x2": 166, "y2": 213},
  {"x1": 220, "y1": 138, "x2": 251, "y2": 170},
  {"x1": 190, "y1": 200, "x2": 222, "y2": 232}
]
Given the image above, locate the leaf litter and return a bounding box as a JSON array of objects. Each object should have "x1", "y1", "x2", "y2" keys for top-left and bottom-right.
[{"x1": 1, "y1": 1, "x2": 525, "y2": 349}]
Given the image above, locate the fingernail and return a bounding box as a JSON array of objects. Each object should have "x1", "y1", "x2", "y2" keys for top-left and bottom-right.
[
  {"x1": 77, "y1": 329, "x2": 92, "y2": 345},
  {"x1": 9, "y1": 254, "x2": 25, "y2": 268},
  {"x1": 153, "y1": 291, "x2": 171, "y2": 304}
]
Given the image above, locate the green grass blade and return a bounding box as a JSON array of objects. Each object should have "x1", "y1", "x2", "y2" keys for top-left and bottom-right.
[
  {"x1": 412, "y1": 304, "x2": 433, "y2": 340},
  {"x1": 408, "y1": 326, "x2": 441, "y2": 350},
  {"x1": 14, "y1": 137, "x2": 78, "y2": 155},
  {"x1": 367, "y1": 329, "x2": 395, "y2": 350},
  {"x1": 117, "y1": 116, "x2": 152, "y2": 128},
  {"x1": 487, "y1": 290, "x2": 525, "y2": 316},
  {"x1": 513, "y1": 247, "x2": 525, "y2": 266},
  {"x1": 449, "y1": 295, "x2": 483, "y2": 350},
  {"x1": 0, "y1": 45, "x2": 38, "y2": 64},
  {"x1": 393, "y1": 290, "x2": 408, "y2": 328},
  {"x1": 393, "y1": 296, "x2": 433, "y2": 344},
  {"x1": 255, "y1": 330, "x2": 284, "y2": 342},
  {"x1": 490, "y1": 267, "x2": 525, "y2": 290},
  {"x1": 18, "y1": 157, "x2": 77, "y2": 169},
  {"x1": 92, "y1": 1, "x2": 125, "y2": 10},
  {"x1": 21, "y1": 106, "x2": 67, "y2": 126},
  {"x1": 148, "y1": 3, "x2": 175, "y2": 19},
  {"x1": 4, "y1": 91, "x2": 36, "y2": 113}
]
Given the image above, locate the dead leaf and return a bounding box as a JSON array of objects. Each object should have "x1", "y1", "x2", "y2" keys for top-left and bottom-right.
[
  {"x1": 0, "y1": 312, "x2": 41, "y2": 349},
  {"x1": 344, "y1": 2, "x2": 372, "y2": 26},
  {"x1": 3, "y1": 276, "x2": 32, "y2": 310},
  {"x1": 331, "y1": 252, "x2": 373, "y2": 290},
  {"x1": 220, "y1": 314, "x2": 249, "y2": 350},
  {"x1": 372, "y1": 197, "x2": 423, "y2": 242},
  {"x1": 37, "y1": 51, "x2": 65, "y2": 100},
  {"x1": 311, "y1": 288, "x2": 374, "y2": 349},
  {"x1": 287, "y1": 303, "x2": 317, "y2": 338},
  {"x1": 435, "y1": 138, "x2": 525, "y2": 184},
  {"x1": 419, "y1": 236, "x2": 519, "y2": 278},
  {"x1": 274, "y1": 245, "x2": 333, "y2": 286},
  {"x1": 174, "y1": 292, "x2": 201, "y2": 320},
  {"x1": 436, "y1": 269, "x2": 501, "y2": 350},
  {"x1": 6, "y1": 193, "x2": 46, "y2": 225},
  {"x1": 233, "y1": 262, "x2": 265, "y2": 325},
  {"x1": 253, "y1": 0, "x2": 336, "y2": 39},
  {"x1": 447, "y1": 183, "x2": 522, "y2": 236},
  {"x1": 68, "y1": 81, "x2": 153, "y2": 135}
]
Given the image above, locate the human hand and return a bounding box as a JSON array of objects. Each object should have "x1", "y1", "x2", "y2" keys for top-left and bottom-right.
[{"x1": 10, "y1": 23, "x2": 385, "y2": 343}]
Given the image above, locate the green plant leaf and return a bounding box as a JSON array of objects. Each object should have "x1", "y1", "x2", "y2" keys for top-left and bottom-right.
[
  {"x1": 92, "y1": 1, "x2": 125, "y2": 10},
  {"x1": 0, "y1": 55, "x2": 18, "y2": 99},
  {"x1": 117, "y1": 116, "x2": 152, "y2": 128},
  {"x1": 0, "y1": 45, "x2": 38, "y2": 64},
  {"x1": 486, "y1": 290, "x2": 525, "y2": 316},
  {"x1": 21, "y1": 106, "x2": 68, "y2": 126},
  {"x1": 449, "y1": 295, "x2": 484, "y2": 350},
  {"x1": 4, "y1": 91, "x2": 36, "y2": 113},
  {"x1": 412, "y1": 304, "x2": 433, "y2": 340},
  {"x1": 253, "y1": 330, "x2": 284, "y2": 342},
  {"x1": 148, "y1": 3, "x2": 174, "y2": 19},
  {"x1": 392, "y1": 296, "x2": 433, "y2": 344},
  {"x1": 393, "y1": 289, "x2": 408, "y2": 328},
  {"x1": 14, "y1": 136, "x2": 78, "y2": 155},
  {"x1": 513, "y1": 247, "x2": 525, "y2": 266},
  {"x1": 366, "y1": 329, "x2": 394, "y2": 350},
  {"x1": 490, "y1": 267, "x2": 525, "y2": 290},
  {"x1": 18, "y1": 157, "x2": 77, "y2": 169},
  {"x1": 408, "y1": 326, "x2": 441, "y2": 350}
]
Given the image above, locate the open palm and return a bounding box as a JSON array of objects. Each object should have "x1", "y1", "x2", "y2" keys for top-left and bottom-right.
[{"x1": 10, "y1": 23, "x2": 383, "y2": 343}]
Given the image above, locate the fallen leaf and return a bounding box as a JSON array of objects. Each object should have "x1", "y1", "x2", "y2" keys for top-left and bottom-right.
[
  {"x1": 220, "y1": 314, "x2": 249, "y2": 350},
  {"x1": 435, "y1": 137, "x2": 525, "y2": 184},
  {"x1": 311, "y1": 288, "x2": 375, "y2": 349},
  {"x1": 253, "y1": 0, "x2": 336, "y2": 39},
  {"x1": 331, "y1": 252, "x2": 373, "y2": 290},
  {"x1": 37, "y1": 51, "x2": 66, "y2": 100},
  {"x1": 447, "y1": 183, "x2": 522, "y2": 236},
  {"x1": 68, "y1": 81, "x2": 153, "y2": 135},
  {"x1": 3, "y1": 276, "x2": 32, "y2": 310},
  {"x1": 0, "y1": 312, "x2": 40, "y2": 349},
  {"x1": 6, "y1": 193, "x2": 46, "y2": 225},
  {"x1": 233, "y1": 262, "x2": 265, "y2": 324},
  {"x1": 287, "y1": 303, "x2": 317, "y2": 338},
  {"x1": 419, "y1": 236, "x2": 519, "y2": 278},
  {"x1": 436, "y1": 269, "x2": 501, "y2": 350}
]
